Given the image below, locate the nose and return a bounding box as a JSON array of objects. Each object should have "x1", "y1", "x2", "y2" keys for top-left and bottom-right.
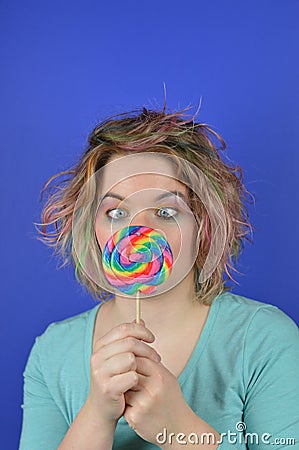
[
  {"x1": 129, "y1": 209, "x2": 166, "y2": 240},
  {"x1": 130, "y1": 208, "x2": 154, "y2": 229}
]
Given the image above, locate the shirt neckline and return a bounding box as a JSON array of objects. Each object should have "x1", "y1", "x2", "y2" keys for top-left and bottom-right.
[
  {"x1": 84, "y1": 293, "x2": 222, "y2": 388},
  {"x1": 178, "y1": 293, "x2": 220, "y2": 386}
]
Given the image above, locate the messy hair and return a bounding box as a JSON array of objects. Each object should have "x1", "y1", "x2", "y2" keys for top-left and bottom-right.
[{"x1": 35, "y1": 104, "x2": 254, "y2": 305}]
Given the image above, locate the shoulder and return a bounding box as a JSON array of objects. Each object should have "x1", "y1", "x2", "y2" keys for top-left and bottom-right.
[
  {"x1": 216, "y1": 291, "x2": 298, "y2": 337},
  {"x1": 215, "y1": 291, "x2": 299, "y2": 366},
  {"x1": 214, "y1": 292, "x2": 299, "y2": 395},
  {"x1": 212, "y1": 291, "x2": 298, "y2": 360},
  {"x1": 31, "y1": 303, "x2": 101, "y2": 368},
  {"x1": 38, "y1": 303, "x2": 99, "y2": 342},
  {"x1": 22, "y1": 303, "x2": 101, "y2": 419}
]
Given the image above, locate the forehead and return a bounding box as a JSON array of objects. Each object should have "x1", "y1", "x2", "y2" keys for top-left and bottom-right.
[{"x1": 99, "y1": 153, "x2": 185, "y2": 194}]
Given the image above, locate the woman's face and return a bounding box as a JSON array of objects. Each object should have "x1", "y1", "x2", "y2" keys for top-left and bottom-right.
[{"x1": 94, "y1": 153, "x2": 199, "y2": 293}]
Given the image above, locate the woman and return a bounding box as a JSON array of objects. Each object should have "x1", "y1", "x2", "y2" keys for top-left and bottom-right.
[{"x1": 19, "y1": 106, "x2": 299, "y2": 449}]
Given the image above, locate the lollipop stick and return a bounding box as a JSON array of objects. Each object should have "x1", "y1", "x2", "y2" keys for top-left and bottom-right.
[{"x1": 136, "y1": 290, "x2": 140, "y2": 324}]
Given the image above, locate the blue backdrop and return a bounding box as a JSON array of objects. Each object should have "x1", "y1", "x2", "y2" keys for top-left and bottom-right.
[{"x1": 1, "y1": 1, "x2": 298, "y2": 448}]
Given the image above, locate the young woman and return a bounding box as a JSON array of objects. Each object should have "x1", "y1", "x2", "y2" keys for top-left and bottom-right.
[{"x1": 19, "y1": 106, "x2": 299, "y2": 449}]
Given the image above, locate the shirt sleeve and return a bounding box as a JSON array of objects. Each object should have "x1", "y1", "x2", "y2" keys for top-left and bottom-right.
[
  {"x1": 215, "y1": 306, "x2": 299, "y2": 450},
  {"x1": 241, "y1": 306, "x2": 299, "y2": 449},
  {"x1": 19, "y1": 336, "x2": 69, "y2": 450}
]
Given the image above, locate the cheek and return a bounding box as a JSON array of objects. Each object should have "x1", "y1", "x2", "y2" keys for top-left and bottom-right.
[
  {"x1": 173, "y1": 220, "x2": 198, "y2": 267},
  {"x1": 163, "y1": 221, "x2": 197, "y2": 263},
  {"x1": 95, "y1": 228, "x2": 106, "y2": 252},
  {"x1": 167, "y1": 234, "x2": 181, "y2": 261},
  {"x1": 94, "y1": 214, "x2": 111, "y2": 252}
]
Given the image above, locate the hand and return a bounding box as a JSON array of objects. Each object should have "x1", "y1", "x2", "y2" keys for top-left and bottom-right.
[
  {"x1": 86, "y1": 321, "x2": 162, "y2": 427},
  {"x1": 123, "y1": 348, "x2": 192, "y2": 445}
]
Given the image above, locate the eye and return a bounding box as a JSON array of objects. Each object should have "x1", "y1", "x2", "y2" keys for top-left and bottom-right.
[
  {"x1": 155, "y1": 207, "x2": 178, "y2": 220},
  {"x1": 106, "y1": 208, "x2": 128, "y2": 220}
]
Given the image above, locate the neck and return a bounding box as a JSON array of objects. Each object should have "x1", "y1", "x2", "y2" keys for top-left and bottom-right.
[{"x1": 106, "y1": 271, "x2": 205, "y2": 337}]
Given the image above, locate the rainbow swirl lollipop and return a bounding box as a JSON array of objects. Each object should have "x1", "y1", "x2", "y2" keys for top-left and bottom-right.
[{"x1": 102, "y1": 225, "x2": 173, "y2": 295}]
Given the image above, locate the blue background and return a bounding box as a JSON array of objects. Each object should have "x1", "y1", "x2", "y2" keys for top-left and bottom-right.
[{"x1": 1, "y1": 1, "x2": 298, "y2": 448}]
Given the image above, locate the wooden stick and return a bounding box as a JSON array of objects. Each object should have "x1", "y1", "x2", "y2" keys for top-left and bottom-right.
[{"x1": 136, "y1": 290, "x2": 140, "y2": 324}]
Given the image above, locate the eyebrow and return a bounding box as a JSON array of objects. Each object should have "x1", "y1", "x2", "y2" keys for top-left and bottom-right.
[{"x1": 99, "y1": 190, "x2": 188, "y2": 203}]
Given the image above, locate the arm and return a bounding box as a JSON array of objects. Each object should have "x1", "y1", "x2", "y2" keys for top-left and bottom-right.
[
  {"x1": 19, "y1": 336, "x2": 116, "y2": 450},
  {"x1": 156, "y1": 405, "x2": 221, "y2": 450},
  {"x1": 241, "y1": 306, "x2": 299, "y2": 449},
  {"x1": 20, "y1": 320, "x2": 162, "y2": 449},
  {"x1": 57, "y1": 398, "x2": 116, "y2": 450},
  {"x1": 19, "y1": 337, "x2": 69, "y2": 450}
]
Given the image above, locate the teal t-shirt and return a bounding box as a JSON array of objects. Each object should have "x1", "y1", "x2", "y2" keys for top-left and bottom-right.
[{"x1": 19, "y1": 292, "x2": 299, "y2": 449}]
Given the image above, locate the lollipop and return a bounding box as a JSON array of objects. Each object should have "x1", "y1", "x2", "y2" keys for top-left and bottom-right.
[{"x1": 102, "y1": 225, "x2": 173, "y2": 323}]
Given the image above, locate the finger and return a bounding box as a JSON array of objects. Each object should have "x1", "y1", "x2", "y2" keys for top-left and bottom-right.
[
  {"x1": 101, "y1": 351, "x2": 137, "y2": 376},
  {"x1": 125, "y1": 373, "x2": 148, "y2": 392},
  {"x1": 100, "y1": 337, "x2": 161, "y2": 364},
  {"x1": 108, "y1": 371, "x2": 139, "y2": 397},
  {"x1": 124, "y1": 389, "x2": 144, "y2": 407},
  {"x1": 135, "y1": 356, "x2": 159, "y2": 377},
  {"x1": 94, "y1": 322, "x2": 155, "y2": 351}
]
